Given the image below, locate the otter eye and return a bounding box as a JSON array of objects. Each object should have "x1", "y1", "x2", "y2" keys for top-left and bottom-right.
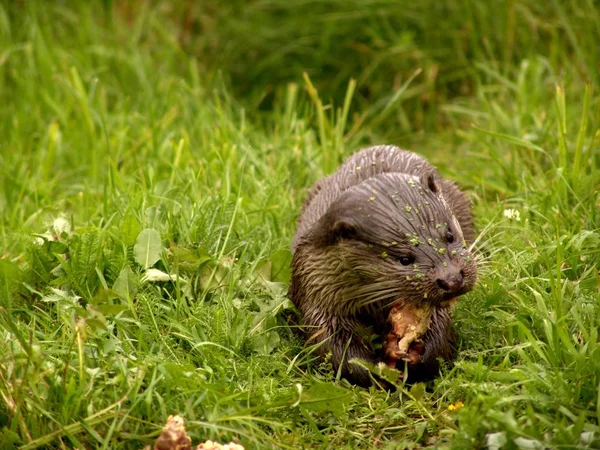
[
  {"x1": 445, "y1": 230, "x2": 454, "y2": 243},
  {"x1": 398, "y1": 255, "x2": 415, "y2": 266}
]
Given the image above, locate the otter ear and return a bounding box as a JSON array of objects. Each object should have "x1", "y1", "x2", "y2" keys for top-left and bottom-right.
[
  {"x1": 421, "y1": 170, "x2": 439, "y2": 193},
  {"x1": 331, "y1": 219, "x2": 356, "y2": 241},
  {"x1": 311, "y1": 214, "x2": 357, "y2": 247}
]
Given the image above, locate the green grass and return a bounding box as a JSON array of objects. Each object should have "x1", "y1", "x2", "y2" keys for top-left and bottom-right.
[{"x1": 0, "y1": 1, "x2": 599, "y2": 449}]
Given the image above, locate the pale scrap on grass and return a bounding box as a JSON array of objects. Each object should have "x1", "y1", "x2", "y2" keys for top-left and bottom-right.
[{"x1": 151, "y1": 415, "x2": 245, "y2": 450}]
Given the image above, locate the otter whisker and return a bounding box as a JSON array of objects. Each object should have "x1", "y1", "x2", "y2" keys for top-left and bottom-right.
[
  {"x1": 359, "y1": 294, "x2": 403, "y2": 308},
  {"x1": 347, "y1": 287, "x2": 402, "y2": 305},
  {"x1": 351, "y1": 286, "x2": 401, "y2": 302}
]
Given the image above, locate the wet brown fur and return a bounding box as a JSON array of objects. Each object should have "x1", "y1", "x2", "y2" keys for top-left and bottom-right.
[{"x1": 290, "y1": 145, "x2": 477, "y2": 386}]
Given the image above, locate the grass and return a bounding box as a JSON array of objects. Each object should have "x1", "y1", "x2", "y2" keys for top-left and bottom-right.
[{"x1": 0, "y1": 1, "x2": 599, "y2": 449}]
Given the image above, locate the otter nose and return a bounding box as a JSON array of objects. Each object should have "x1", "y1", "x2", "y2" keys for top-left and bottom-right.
[{"x1": 436, "y1": 270, "x2": 464, "y2": 293}]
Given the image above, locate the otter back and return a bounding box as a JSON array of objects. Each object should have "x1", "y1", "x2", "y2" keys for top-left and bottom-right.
[{"x1": 293, "y1": 145, "x2": 474, "y2": 250}]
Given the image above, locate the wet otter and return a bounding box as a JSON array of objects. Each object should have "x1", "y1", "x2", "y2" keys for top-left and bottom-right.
[{"x1": 290, "y1": 145, "x2": 477, "y2": 386}]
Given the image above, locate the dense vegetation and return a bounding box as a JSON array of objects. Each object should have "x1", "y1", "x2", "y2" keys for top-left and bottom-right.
[{"x1": 0, "y1": 1, "x2": 598, "y2": 448}]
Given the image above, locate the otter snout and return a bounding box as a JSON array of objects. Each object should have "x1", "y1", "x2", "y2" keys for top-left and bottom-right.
[
  {"x1": 431, "y1": 261, "x2": 472, "y2": 300},
  {"x1": 436, "y1": 269, "x2": 465, "y2": 294}
]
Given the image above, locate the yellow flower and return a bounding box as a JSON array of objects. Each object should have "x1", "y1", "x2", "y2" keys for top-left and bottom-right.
[{"x1": 448, "y1": 401, "x2": 464, "y2": 411}]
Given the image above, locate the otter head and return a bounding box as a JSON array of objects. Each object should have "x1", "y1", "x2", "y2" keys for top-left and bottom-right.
[{"x1": 302, "y1": 171, "x2": 477, "y2": 317}]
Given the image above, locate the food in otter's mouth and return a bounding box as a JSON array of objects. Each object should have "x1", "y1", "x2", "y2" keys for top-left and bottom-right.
[
  {"x1": 384, "y1": 298, "x2": 459, "y2": 367},
  {"x1": 384, "y1": 303, "x2": 433, "y2": 367}
]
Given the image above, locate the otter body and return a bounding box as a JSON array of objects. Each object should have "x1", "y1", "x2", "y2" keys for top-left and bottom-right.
[{"x1": 290, "y1": 145, "x2": 477, "y2": 386}]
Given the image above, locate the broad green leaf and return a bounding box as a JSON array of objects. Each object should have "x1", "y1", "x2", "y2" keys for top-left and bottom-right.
[
  {"x1": 410, "y1": 382, "x2": 426, "y2": 401},
  {"x1": 134, "y1": 229, "x2": 162, "y2": 269},
  {"x1": 112, "y1": 266, "x2": 139, "y2": 300},
  {"x1": 298, "y1": 380, "x2": 352, "y2": 415},
  {"x1": 94, "y1": 304, "x2": 129, "y2": 317},
  {"x1": 250, "y1": 330, "x2": 281, "y2": 354}
]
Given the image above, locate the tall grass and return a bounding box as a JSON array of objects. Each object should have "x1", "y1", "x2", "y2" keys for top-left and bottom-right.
[
  {"x1": 173, "y1": 0, "x2": 600, "y2": 133},
  {"x1": 0, "y1": 1, "x2": 599, "y2": 449}
]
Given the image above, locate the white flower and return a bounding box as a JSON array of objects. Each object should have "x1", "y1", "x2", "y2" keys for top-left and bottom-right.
[
  {"x1": 52, "y1": 216, "x2": 71, "y2": 236},
  {"x1": 503, "y1": 208, "x2": 521, "y2": 221}
]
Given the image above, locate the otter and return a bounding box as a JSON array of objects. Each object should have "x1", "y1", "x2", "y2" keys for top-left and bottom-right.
[{"x1": 290, "y1": 145, "x2": 477, "y2": 386}]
